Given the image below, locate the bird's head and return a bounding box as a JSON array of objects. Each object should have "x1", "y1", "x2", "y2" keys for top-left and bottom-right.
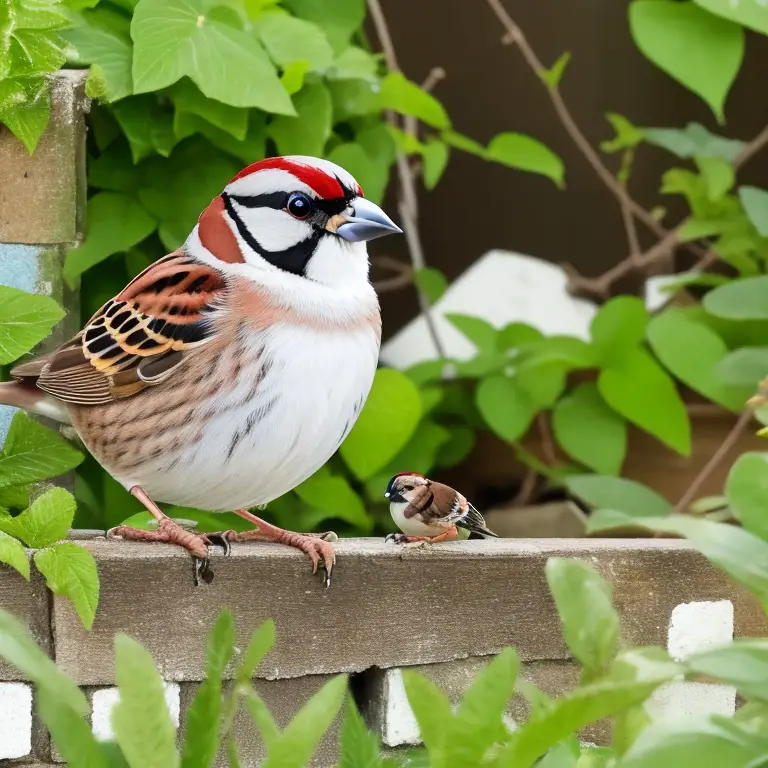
[
  {"x1": 191, "y1": 155, "x2": 401, "y2": 291},
  {"x1": 385, "y1": 472, "x2": 429, "y2": 504}
]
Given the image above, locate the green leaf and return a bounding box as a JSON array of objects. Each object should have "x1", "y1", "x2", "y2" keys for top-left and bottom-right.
[
  {"x1": 328, "y1": 79, "x2": 378, "y2": 120},
  {"x1": 63, "y1": 9, "x2": 133, "y2": 102},
  {"x1": 280, "y1": 60, "x2": 309, "y2": 95},
  {"x1": 694, "y1": 0, "x2": 768, "y2": 36},
  {"x1": 0, "y1": 530, "x2": 29, "y2": 580},
  {"x1": 268, "y1": 82, "x2": 331, "y2": 157},
  {"x1": 33, "y1": 543, "x2": 99, "y2": 631},
  {"x1": 442, "y1": 130, "x2": 487, "y2": 159},
  {"x1": 445, "y1": 314, "x2": 498, "y2": 354},
  {"x1": 725, "y1": 453, "x2": 768, "y2": 542},
  {"x1": 646, "y1": 309, "x2": 751, "y2": 412},
  {"x1": 516, "y1": 361, "x2": 566, "y2": 409},
  {"x1": 449, "y1": 648, "x2": 518, "y2": 767},
  {"x1": 601, "y1": 113, "x2": 644, "y2": 153},
  {"x1": 237, "y1": 619, "x2": 276, "y2": 682},
  {"x1": 377, "y1": 72, "x2": 449, "y2": 129},
  {"x1": 704, "y1": 276, "x2": 768, "y2": 320},
  {"x1": 36, "y1": 689, "x2": 110, "y2": 768},
  {"x1": 131, "y1": 0, "x2": 295, "y2": 114},
  {"x1": 170, "y1": 78, "x2": 247, "y2": 140},
  {"x1": 546, "y1": 559, "x2": 619, "y2": 678},
  {"x1": 0, "y1": 284, "x2": 64, "y2": 364},
  {"x1": 540, "y1": 51, "x2": 571, "y2": 87},
  {"x1": 328, "y1": 46, "x2": 378, "y2": 82},
  {"x1": 552, "y1": 382, "x2": 627, "y2": 475},
  {"x1": 402, "y1": 670, "x2": 453, "y2": 756},
  {"x1": 598, "y1": 349, "x2": 690, "y2": 455},
  {"x1": 422, "y1": 140, "x2": 449, "y2": 190},
  {"x1": 685, "y1": 640, "x2": 768, "y2": 703},
  {"x1": 0, "y1": 609, "x2": 88, "y2": 715},
  {"x1": 294, "y1": 467, "x2": 371, "y2": 532},
  {"x1": 0, "y1": 486, "x2": 74, "y2": 548},
  {"x1": 592, "y1": 514, "x2": 768, "y2": 608},
  {"x1": 486, "y1": 132, "x2": 565, "y2": 188},
  {"x1": 524, "y1": 336, "x2": 596, "y2": 369},
  {"x1": 497, "y1": 323, "x2": 544, "y2": 352},
  {"x1": 244, "y1": 688, "x2": 280, "y2": 750},
  {"x1": 262, "y1": 674, "x2": 347, "y2": 768},
  {"x1": 255, "y1": 13, "x2": 333, "y2": 73},
  {"x1": 0, "y1": 412, "x2": 83, "y2": 489},
  {"x1": 476, "y1": 375, "x2": 536, "y2": 443},
  {"x1": 717, "y1": 347, "x2": 768, "y2": 388},
  {"x1": 629, "y1": 0, "x2": 744, "y2": 121},
  {"x1": 113, "y1": 634, "x2": 180, "y2": 768},
  {"x1": 413, "y1": 267, "x2": 448, "y2": 304},
  {"x1": 590, "y1": 296, "x2": 648, "y2": 364},
  {"x1": 644, "y1": 122, "x2": 744, "y2": 162},
  {"x1": 565, "y1": 475, "x2": 671, "y2": 517},
  {"x1": 112, "y1": 95, "x2": 177, "y2": 162},
  {"x1": 695, "y1": 156, "x2": 734, "y2": 201},
  {"x1": 339, "y1": 695, "x2": 382, "y2": 768},
  {"x1": 325, "y1": 142, "x2": 389, "y2": 204},
  {"x1": 64, "y1": 192, "x2": 156, "y2": 284},
  {"x1": 739, "y1": 186, "x2": 768, "y2": 237},
  {"x1": 0, "y1": 77, "x2": 51, "y2": 153},
  {"x1": 340, "y1": 369, "x2": 422, "y2": 480},
  {"x1": 284, "y1": 0, "x2": 365, "y2": 52}
]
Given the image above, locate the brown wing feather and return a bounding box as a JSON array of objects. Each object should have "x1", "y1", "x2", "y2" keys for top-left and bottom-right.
[{"x1": 12, "y1": 251, "x2": 227, "y2": 405}]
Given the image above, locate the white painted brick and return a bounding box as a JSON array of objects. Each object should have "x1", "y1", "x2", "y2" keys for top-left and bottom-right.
[
  {"x1": 0, "y1": 682, "x2": 32, "y2": 759},
  {"x1": 381, "y1": 670, "x2": 420, "y2": 747},
  {"x1": 91, "y1": 682, "x2": 180, "y2": 741}
]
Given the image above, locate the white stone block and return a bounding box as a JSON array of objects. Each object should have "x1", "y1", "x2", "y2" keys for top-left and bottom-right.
[
  {"x1": 91, "y1": 682, "x2": 180, "y2": 741},
  {"x1": 0, "y1": 682, "x2": 32, "y2": 759},
  {"x1": 381, "y1": 669, "x2": 420, "y2": 747},
  {"x1": 380, "y1": 250, "x2": 597, "y2": 370}
]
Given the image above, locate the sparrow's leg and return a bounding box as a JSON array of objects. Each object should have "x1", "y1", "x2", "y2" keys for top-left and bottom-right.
[
  {"x1": 386, "y1": 526, "x2": 459, "y2": 545},
  {"x1": 211, "y1": 510, "x2": 337, "y2": 587}
]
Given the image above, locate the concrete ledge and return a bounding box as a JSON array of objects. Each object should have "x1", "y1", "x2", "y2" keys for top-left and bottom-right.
[{"x1": 44, "y1": 538, "x2": 766, "y2": 686}]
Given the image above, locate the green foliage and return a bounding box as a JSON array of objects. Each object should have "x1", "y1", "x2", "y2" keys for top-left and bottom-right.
[{"x1": 0, "y1": 285, "x2": 65, "y2": 364}]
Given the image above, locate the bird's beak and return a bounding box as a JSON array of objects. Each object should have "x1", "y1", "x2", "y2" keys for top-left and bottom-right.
[{"x1": 335, "y1": 198, "x2": 403, "y2": 242}]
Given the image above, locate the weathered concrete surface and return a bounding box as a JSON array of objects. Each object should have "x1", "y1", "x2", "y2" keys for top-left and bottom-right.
[
  {"x1": 178, "y1": 676, "x2": 341, "y2": 767},
  {"x1": 50, "y1": 538, "x2": 767, "y2": 686},
  {"x1": 0, "y1": 564, "x2": 51, "y2": 681},
  {"x1": 0, "y1": 71, "x2": 88, "y2": 245}
]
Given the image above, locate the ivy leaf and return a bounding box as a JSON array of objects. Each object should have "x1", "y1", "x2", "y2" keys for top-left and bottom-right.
[
  {"x1": 0, "y1": 530, "x2": 29, "y2": 580},
  {"x1": 476, "y1": 375, "x2": 536, "y2": 443},
  {"x1": 340, "y1": 369, "x2": 422, "y2": 480},
  {"x1": 598, "y1": 349, "x2": 690, "y2": 455},
  {"x1": 377, "y1": 72, "x2": 450, "y2": 129},
  {"x1": 739, "y1": 186, "x2": 768, "y2": 237},
  {"x1": 170, "y1": 78, "x2": 247, "y2": 140},
  {"x1": 63, "y1": 8, "x2": 133, "y2": 102},
  {"x1": 113, "y1": 634, "x2": 180, "y2": 768},
  {"x1": 254, "y1": 13, "x2": 333, "y2": 73},
  {"x1": 486, "y1": 132, "x2": 565, "y2": 188},
  {"x1": 413, "y1": 267, "x2": 448, "y2": 304},
  {"x1": 552, "y1": 383, "x2": 627, "y2": 475},
  {"x1": 725, "y1": 453, "x2": 768, "y2": 543},
  {"x1": 112, "y1": 95, "x2": 177, "y2": 162},
  {"x1": 33, "y1": 543, "x2": 99, "y2": 631},
  {"x1": 64, "y1": 192, "x2": 157, "y2": 284},
  {"x1": 540, "y1": 51, "x2": 571, "y2": 87},
  {"x1": 566, "y1": 474, "x2": 671, "y2": 518},
  {"x1": 1, "y1": 487, "x2": 76, "y2": 549},
  {"x1": 0, "y1": 412, "x2": 84, "y2": 490},
  {"x1": 268, "y1": 82, "x2": 331, "y2": 157},
  {"x1": 546, "y1": 559, "x2": 619, "y2": 679},
  {"x1": 0, "y1": 77, "x2": 50, "y2": 153},
  {"x1": 704, "y1": 276, "x2": 768, "y2": 320},
  {"x1": 646, "y1": 309, "x2": 751, "y2": 412},
  {"x1": 590, "y1": 296, "x2": 648, "y2": 365},
  {"x1": 131, "y1": 0, "x2": 295, "y2": 114},
  {"x1": 0, "y1": 285, "x2": 64, "y2": 364},
  {"x1": 284, "y1": 0, "x2": 365, "y2": 52},
  {"x1": 173, "y1": 111, "x2": 267, "y2": 166},
  {"x1": 694, "y1": 0, "x2": 768, "y2": 36},
  {"x1": 644, "y1": 122, "x2": 744, "y2": 162},
  {"x1": 629, "y1": 0, "x2": 743, "y2": 122}
]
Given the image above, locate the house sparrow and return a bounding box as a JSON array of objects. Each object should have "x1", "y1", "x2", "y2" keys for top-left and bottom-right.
[
  {"x1": 0, "y1": 156, "x2": 401, "y2": 587},
  {"x1": 384, "y1": 473, "x2": 498, "y2": 545}
]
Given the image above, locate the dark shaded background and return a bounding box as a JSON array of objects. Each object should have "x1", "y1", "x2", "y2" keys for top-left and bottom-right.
[{"x1": 369, "y1": 1, "x2": 768, "y2": 341}]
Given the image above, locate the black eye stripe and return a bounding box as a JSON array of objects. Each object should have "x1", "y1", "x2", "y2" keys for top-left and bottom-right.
[{"x1": 229, "y1": 192, "x2": 348, "y2": 217}]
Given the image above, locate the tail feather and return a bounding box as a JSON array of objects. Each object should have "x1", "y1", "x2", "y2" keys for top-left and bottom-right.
[
  {"x1": 0, "y1": 381, "x2": 71, "y2": 424},
  {"x1": 457, "y1": 503, "x2": 499, "y2": 538}
]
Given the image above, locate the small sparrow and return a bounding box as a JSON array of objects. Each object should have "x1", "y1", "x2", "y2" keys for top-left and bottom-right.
[
  {"x1": 0, "y1": 156, "x2": 402, "y2": 587},
  {"x1": 384, "y1": 473, "x2": 498, "y2": 544}
]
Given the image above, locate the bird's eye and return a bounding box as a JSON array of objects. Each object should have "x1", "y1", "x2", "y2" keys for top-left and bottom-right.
[
  {"x1": 286, "y1": 192, "x2": 313, "y2": 219},
  {"x1": 403, "y1": 485, "x2": 413, "y2": 491}
]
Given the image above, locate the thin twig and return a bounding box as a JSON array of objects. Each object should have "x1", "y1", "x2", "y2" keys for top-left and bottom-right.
[
  {"x1": 620, "y1": 195, "x2": 642, "y2": 267},
  {"x1": 512, "y1": 467, "x2": 539, "y2": 507},
  {"x1": 421, "y1": 67, "x2": 446, "y2": 93},
  {"x1": 672, "y1": 409, "x2": 754, "y2": 514},
  {"x1": 735, "y1": 123, "x2": 768, "y2": 169},
  {"x1": 367, "y1": 0, "x2": 448, "y2": 358},
  {"x1": 536, "y1": 413, "x2": 558, "y2": 466},
  {"x1": 371, "y1": 256, "x2": 414, "y2": 293}
]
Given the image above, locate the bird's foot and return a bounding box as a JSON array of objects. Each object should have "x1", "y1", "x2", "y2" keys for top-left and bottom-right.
[
  {"x1": 385, "y1": 533, "x2": 428, "y2": 548},
  {"x1": 210, "y1": 514, "x2": 337, "y2": 588}
]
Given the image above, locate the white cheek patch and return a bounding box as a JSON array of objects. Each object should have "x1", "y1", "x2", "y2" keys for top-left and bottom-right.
[
  {"x1": 232, "y1": 204, "x2": 314, "y2": 251},
  {"x1": 304, "y1": 236, "x2": 370, "y2": 288}
]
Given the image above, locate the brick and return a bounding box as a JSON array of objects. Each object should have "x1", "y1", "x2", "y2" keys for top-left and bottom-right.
[
  {"x1": 0, "y1": 564, "x2": 51, "y2": 681},
  {"x1": 0, "y1": 682, "x2": 32, "y2": 759},
  {"x1": 178, "y1": 675, "x2": 341, "y2": 767},
  {"x1": 90, "y1": 682, "x2": 180, "y2": 742},
  {"x1": 0, "y1": 71, "x2": 88, "y2": 245},
  {"x1": 50, "y1": 538, "x2": 767, "y2": 686}
]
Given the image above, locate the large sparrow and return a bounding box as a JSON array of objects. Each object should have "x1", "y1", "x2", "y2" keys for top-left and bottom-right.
[
  {"x1": 0, "y1": 156, "x2": 401, "y2": 586},
  {"x1": 384, "y1": 473, "x2": 498, "y2": 544}
]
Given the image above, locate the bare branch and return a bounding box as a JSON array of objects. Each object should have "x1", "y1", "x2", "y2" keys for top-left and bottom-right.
[{"x1": 371, "y1": 256, "x2": 414, "y2": 293}]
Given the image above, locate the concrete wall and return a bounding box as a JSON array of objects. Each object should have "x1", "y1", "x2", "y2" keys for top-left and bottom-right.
[{"x1": 0, "y1": 538, "x2": 763, "y2": 765}]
